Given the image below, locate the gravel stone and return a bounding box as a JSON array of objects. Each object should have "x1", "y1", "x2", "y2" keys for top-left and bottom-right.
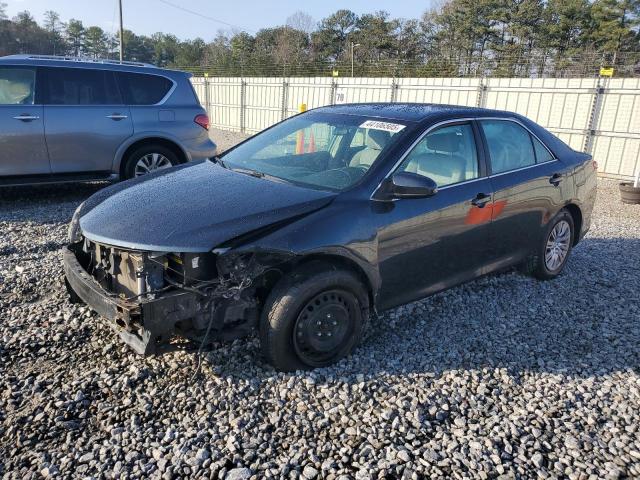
[
  {"x1": 0, "y1": 136, "x2": 638, "y2": 479},
  {"x1": 226, "y1": 467, "x2": 252, "y2": 480}
]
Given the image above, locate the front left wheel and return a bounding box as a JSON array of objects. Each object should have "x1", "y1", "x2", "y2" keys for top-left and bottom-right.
[{"x1": 259, "y1": 263, "x2": 369, "y2": 371}]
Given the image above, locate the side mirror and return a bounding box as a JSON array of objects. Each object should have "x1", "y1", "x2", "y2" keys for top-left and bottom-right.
[{"x1": 375, "y1": 172, "x2": 437, "y2": 200}]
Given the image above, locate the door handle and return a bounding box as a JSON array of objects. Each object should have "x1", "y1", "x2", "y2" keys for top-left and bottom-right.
[
  {"x1": 106, "y1": 114, "x2": 128, "y2": 120},
  {"x1": 549, "y1": 173, "x2": 563, "y2": 186},
  {"x1": 471, "y1": 193, "x2": 492, "y2": 208},
  {"x1": 13, "y1": 114, "x2": 40, "y2": 121}
]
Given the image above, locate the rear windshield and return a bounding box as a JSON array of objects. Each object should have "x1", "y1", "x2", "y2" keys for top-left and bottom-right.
[
  {"x1": 117, "y1": 72, "x2": 173, "y2": 105},
  {"x1": 221, "y1": 113, "x2": 409, "y2": 191}
]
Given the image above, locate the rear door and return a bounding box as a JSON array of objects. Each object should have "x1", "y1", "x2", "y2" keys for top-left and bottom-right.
[
  {"x1": 0, "y1": 65, "x2": 50, "y2": 176},
  {"x1": 376, "y1": 121, "x2": 495, "y2": 309},
  {"x1": 479, "y1": 119, "x2": 568, "y2": 265},
  {"x1": 42, "y1": 67, "x2": 133, "y2": 173}
]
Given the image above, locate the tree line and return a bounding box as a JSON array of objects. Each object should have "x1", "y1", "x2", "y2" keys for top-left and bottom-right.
[{"x1": 1, "y1": 1, "x2": 639, "y2": 77}]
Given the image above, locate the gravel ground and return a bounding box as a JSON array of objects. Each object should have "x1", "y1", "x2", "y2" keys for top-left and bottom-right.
[{"x1": 1, "y1": 135, "x2": 639, "y2": 479}]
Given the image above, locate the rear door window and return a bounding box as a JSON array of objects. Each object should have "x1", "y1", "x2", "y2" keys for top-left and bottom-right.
[
  {"x1": 117, "y1": 72, "x2": 173, "y2": 105},
  {"x1": 480, "y1": 120, "x2": 536, "y2": 174},
  {"x1": 43, "y1": 67, "x2": 121, "y2": 105},
  {"x1": 0, "y1": 67, "x2": 36, "y2": 105}
]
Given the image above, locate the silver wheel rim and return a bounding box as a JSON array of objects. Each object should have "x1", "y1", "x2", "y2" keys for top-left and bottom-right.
[
  {"x1": 545, "y1": 220, "x2": 571, "y2": 271},
  {"x1": 134, "y1": 153, "x2": 173, "y2": 176}
]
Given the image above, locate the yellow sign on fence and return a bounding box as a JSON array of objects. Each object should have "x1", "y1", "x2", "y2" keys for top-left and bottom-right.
[{"x1": 600, "y1": 67, "x2": 615, "y2": 77}]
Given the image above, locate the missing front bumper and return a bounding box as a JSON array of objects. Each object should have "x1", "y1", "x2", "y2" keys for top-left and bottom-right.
[{"x1": 63, "y1": 245, "x2": 205, "y2": 354}]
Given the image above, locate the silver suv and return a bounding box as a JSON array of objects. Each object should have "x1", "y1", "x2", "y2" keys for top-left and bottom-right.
[{"x1": 0, "y1": 55, "x2": 216, "y2": 186}]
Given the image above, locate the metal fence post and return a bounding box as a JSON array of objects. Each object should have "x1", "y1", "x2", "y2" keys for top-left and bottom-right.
[
  {"x1": 240, "y1": 79, "x2": 246, "y2": 134},
  {"x1": 583, "y1": 77, "x2": 606, "y2": 154},
  {"x1": 203, "y1": 77, "x2": 210, "y2": 117},
  {"x1": 281, "y1": 80, "x2": 289, "y2": 121},
  {"x1": 390, "y1": 79, "x2": 399, "y2": 102},
  {"x1": 476, "y1": 78, "x2": 488, "y2": 108},
  {"x1": 331, "y1": 80, "x2": 338, "y2": 105}
]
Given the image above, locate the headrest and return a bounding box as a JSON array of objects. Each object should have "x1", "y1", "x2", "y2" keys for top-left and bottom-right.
[
  {"x1": 426, "y1": 132, "x2": 461, "y2": 153},
  {"x1": 365, "y1": 129, "x2": 391, "y2": 150}
]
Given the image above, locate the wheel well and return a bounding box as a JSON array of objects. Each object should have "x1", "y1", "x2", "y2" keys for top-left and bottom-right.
[
  {"x1": 119, "y1": 138, "x2": 187, "y2": 177},
  {"x1": 564, "y1": 203, "x2": 583, "y2": 245},
  {"x1": 293, "y1": 254, "x2": 376, "y2": 310}
]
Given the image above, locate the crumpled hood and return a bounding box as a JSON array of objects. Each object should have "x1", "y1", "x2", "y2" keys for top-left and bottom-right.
[{"x1": 79, "y1": 161, "x2": 335, "y2": 252}]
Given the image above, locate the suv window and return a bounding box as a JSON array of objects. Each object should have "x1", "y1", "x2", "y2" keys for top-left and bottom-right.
[
  {"x1": 480, "y1": 120, "x2": 536, "y2": 174},
  {"x1": 398, "y1": 123, "x2": 479, "y2": 187},
  {"x1": 0, "y1": 67, "x2": 36, "y2": 105},
  {"x1": 117, "y1": 72, "x2": 173, "y2": 105},
  {"x1": 44, "y1": 67, "x2": 121, "y2": 105}
]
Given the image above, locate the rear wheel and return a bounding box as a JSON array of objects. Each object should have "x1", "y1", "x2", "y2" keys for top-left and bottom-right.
[
  {"x1": 123, "y1": 144, "x2": 180, "y2": 179},
  {"x1": 259, "y1": 263, "x2": 368, "y2": 371},
  {"x1": 530, "y1": 209, "x2": 575, "y2": 280}
]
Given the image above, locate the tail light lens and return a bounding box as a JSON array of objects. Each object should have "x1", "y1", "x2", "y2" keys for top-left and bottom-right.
[{"x1": 194, "y1": 114, "x2": 210, "y2": 130}]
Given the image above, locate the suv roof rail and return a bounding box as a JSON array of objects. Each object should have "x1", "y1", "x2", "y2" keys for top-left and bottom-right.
[{"x1": 10, "y1": 54, "x2": 156, "y2": 68}]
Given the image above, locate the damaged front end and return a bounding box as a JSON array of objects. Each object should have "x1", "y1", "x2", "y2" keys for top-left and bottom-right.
[{"x1": 63, "y1": 237, "x2": 291, "y2": 354}]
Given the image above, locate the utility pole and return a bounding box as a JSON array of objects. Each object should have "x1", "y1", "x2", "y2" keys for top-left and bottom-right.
[
  {"x1": 351, "y1": 42, "x2": 360, "y2": 77},
  {"x1": 118, "y1": 0, "x2": 124, "y2": 62}
]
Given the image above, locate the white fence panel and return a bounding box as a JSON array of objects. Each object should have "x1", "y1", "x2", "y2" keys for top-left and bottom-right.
[
  {"x1": 396, "y1": 78, "x2": 480, "y2": 106},
  {"x1": 244, "y1": 78, "x2": 284, "y2": 133},
  {"x1": 594, "y1": 78, "x2": 640, "y2": 178},
  {"x1": 484, "y1": 78, "x2": 598, "y2": 152},
  {"x1": 286, "y1": 77, "x2": 334, "y2": 118},
  {"x1": 191, "y1": 76, "x2": 640, "y2": 179}
]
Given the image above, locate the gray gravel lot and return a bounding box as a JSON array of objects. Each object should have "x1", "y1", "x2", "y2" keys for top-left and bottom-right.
[{"x1": 1, "y1": 129, "x2": 639, "y2": 479}]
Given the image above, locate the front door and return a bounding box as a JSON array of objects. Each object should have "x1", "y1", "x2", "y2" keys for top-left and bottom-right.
[
  {"x1": 478, "y1": 119, "x2": 568, "y2": 265},
  {"x1": 0, "y1": 66, "x2": 50, "y2": 176},
  {"x1": 376, "y1": 121, "x2": 495, "y2": 310},
  {"x1": 41, "y1": 67, "x2": 132, "y2": 173}
]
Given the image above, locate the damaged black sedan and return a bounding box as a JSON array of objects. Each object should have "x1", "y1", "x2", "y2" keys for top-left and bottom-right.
[{"x1": 64, "y1": 103, "x2": 597, "y2": 371}]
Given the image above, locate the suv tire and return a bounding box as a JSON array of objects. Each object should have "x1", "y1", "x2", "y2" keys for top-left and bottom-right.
[{"x1": 123, "y1": 144, "x2": 180, "y2": 179}]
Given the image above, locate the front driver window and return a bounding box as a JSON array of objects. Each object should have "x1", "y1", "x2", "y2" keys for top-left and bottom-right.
[{"x1": 398, "y1": 123, "x2": 479, "y2": 187}]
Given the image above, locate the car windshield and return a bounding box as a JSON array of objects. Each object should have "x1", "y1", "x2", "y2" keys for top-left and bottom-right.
[{"x1": 220, "y1": 113, "x2": 408, "y2": 191}]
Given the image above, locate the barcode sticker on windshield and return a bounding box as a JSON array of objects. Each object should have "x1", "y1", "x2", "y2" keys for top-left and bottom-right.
[{"x1": 359, "y1": 120, "x2": 406, "y2": 133}]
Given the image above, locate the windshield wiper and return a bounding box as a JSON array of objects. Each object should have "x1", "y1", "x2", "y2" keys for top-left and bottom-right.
[
  {"x1": 230, "y1": 167, "x2": 296, "y2": 186},
  {"x1": 212, "y1": 156, "x2": 228, "y2": 169},
  {"x1": 231, "y1": 167, "x2": 265, "y2": 178}
]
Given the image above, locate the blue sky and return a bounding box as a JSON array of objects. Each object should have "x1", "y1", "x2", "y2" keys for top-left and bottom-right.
[{"x1": 5, "y1": 1, "x2": 433, "y2": 41}]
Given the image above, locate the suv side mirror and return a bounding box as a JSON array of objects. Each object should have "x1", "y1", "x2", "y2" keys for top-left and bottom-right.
[{"x1": 373, "y1": 172, "x2": 437, "y2": 200}]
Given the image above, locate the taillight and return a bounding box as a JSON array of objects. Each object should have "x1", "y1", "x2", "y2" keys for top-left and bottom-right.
[{"x1": 194, "y1": 114, "x2": 210, "y2": 130}]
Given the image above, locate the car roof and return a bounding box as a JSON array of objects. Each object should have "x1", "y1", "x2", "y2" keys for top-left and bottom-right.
[
  {"x1": 0, "y1": 54, "x2": 189, "y2": 77},
  {"x1": 312, "y1": 103, "x2": 514, "y2": 123}
]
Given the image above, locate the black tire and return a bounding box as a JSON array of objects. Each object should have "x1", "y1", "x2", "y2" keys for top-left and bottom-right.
[
  {"x1": 530, "y1": 209, "x2": 575, "y2": 280},
  {"x1": 123, "y1": 144, "x2": 180, "y2": 179},
  {"x1": 259, "y1": 262, "x2": 369, "y2": 372}
]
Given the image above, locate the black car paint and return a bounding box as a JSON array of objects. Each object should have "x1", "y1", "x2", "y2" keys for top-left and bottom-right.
[
  {"x1": 66, "y1": 103, "x2": 597, "y2": 352},
  {"x1": 79, "y1": 160, "x2": 336, "y2": 252}
]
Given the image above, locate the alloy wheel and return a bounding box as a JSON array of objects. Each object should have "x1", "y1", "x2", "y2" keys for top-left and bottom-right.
[
  {"x1": 544, "y1": 219, "x2": 571, "y2": 271},
  {"x1": 134, "y1": 153, "x2": 173, "y2": 176}
]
